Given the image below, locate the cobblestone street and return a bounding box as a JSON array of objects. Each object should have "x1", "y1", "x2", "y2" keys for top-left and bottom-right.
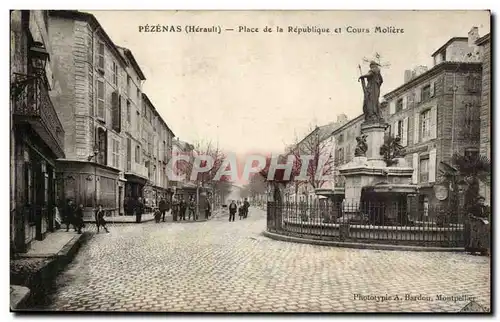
[{"x1": 41, "y1": 207, "x2": 490, "y2": 312}]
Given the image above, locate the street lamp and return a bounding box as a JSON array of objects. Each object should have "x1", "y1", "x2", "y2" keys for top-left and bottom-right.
[{"x1": 88, "y1": 144, "x2": 101, "y2": 209}]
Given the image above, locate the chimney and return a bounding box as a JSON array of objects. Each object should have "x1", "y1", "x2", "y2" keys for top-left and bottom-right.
[
  {"x1": 468, "y1": 26, "x2": 479, "y2": 46},
  {"x1": 404, "y1": 70, "x2": 413, "y2": 83},
  {"x1": 337, "y1": 114, "x2": 348, "y2": 123},
  {"x1": 414, "y1": 65, "x2": 428, "y2": 77}
]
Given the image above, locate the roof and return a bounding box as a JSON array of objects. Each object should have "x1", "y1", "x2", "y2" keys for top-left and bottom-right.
[
  {"x1": 431, "y1": 37, "x2": 468, "y2": 57},
  {"x1": 141, "y1": 93, "x2": 175, "y2": 137},
  {"x1": 173, "y1": 139, "x2": 194, "y2": 152},
  {"x1": 332, "y1": 114, "x2": 364, "y2": 135},
  {"x1": 383, "y1": 61, "x2": 482, "y2": 100},
  {"x1": 476, "y1": 33, "x2": 491, "y2": 46},
  {"x1": 117, "y1": 46, "x2": 146, "y2": 80},
  {"x1": 49, "y1": 10, "x2": 128, "y2": 68}
]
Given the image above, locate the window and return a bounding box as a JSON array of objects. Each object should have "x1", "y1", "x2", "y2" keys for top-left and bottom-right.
[
  {"x1": 97, "y1": 42, "x2": 105, "y2": 70},
  {"x1": 396, "y1": 120, "x2": 403, "y2": 138},
  {"x1": 112, "y1": 62, "x2": 118, "y2": 86},
  {"x1": 97, "y1": 127, "x2": 107, "y2": 165},
  {"x1": 137, "y1": 89, "x2": 140, "y2": 101},
  {"x1": 127, "y1": 76, "x2": 131, "y2": 97},
  {"x1": 466, "y1": 74, "x2": 481, "y2": 93},
  {"x1": 136, "y1": 111, "x2": 141, "y2": 133},
  {"x1": 419, "y1": 157, "x2": 429, "y2": 183},
  {"x1": 396, "y1": 98, "x2": 403, "y2": 113},
  {"x1": 441, "y1": 51, "x2": 446, "y2": 62},
  {"x1": 112, "y1": 139, "x2": 120, "y2": 168},
  {"x1": 337, "y1": 148, "x2": 344, "y2": 164},
  {"x1": 135, "y1": 145, "x2": 141, "y2": 164},
  {"x1": 126, "y1": 100, "x2": 131, "y2": 123},
  {"x1": 464, "y1": 148, "x2": 479, "y2": 160},
  {"x1": 421, "y1": 109, "x2": 431, "y2": 140},
  {"x1": 96, "y1": 79, "x2": 105, "y2": 120},
  {"x1": 464, "y1": 103, "x2": 480, "y2": 139},
  {"x1": 338, "y1": 134, "x2": 344, "y2": 144},
  {"x1": 126, "y1": 138, "x2": 132, "y2": 171},
  {"x1": 421, "y1": 84, "x2": 431, "y2": 101}
]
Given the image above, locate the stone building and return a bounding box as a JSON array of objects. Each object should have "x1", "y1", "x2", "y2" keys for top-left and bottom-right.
[
  {"x1": 476, "y1": 32, "x2": 491, "y2": 204},
  {"x1": 48, "y1": 10, "x2": 175, "y2": 218},
  {"x1": 286, "y1": 114, "x2": 348, "y2": 204},
  {"x1": 10, "y1": 10, "x2": 65, "y2": 252},
  {"x1": 332, "y1": 28, "x2": 484, "y2": 213},
  {"x1": 140, "y1": 93, "x2": 175, "y2": 209}
]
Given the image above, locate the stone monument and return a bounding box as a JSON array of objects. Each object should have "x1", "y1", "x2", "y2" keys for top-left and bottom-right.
[{"x1": 338, "y1": 60, "x2": 416, "y2": 221}]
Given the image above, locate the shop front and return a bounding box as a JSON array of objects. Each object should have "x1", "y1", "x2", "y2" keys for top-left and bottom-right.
[{"x1": 56, "y1": 160, "x2": 121, "y2": 219}]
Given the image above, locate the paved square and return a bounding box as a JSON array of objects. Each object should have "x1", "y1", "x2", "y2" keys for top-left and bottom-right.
[{"x1": 39, "y1": 207, "x2": 490, "y2": 312}]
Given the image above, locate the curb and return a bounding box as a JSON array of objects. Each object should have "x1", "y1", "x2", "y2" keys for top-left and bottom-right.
[
  {"x1": 10, "y1": 285, "x2": 30, "y2": 310},
  {"x1": 11, "y1": 231, "x2": 92, "y2": 310},
  {"x1": 262, "y1": 231, "x2": 465, "y2": 253}
]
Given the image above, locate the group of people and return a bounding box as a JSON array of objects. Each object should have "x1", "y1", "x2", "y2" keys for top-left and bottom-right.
[
  {"x1": 169, "y1": 196, "x2": 212, "y2": 222},
  {"x1": 61, "y1": 199, "x2": 109, "y2": 234},
  {"x1": 228, "y1": 198, "x2": 250, "y2": 222}
]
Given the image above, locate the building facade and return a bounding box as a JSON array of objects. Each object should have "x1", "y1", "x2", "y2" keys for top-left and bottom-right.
[
  {"x1": 332, "y1": 29, "x2": 484, "y2": 213},
  {"x1": 286, "y1": 114, "x2": 347, "y2": 204},
  {"x1": 48, "y1": 10, "x2": 174, "y2": 218},
  {"x1": 11, "y1": 10, "x2": 65, "y2": 252},
  {"x1": 476, "y1": 33, "x2": 491, "y2": 204}
]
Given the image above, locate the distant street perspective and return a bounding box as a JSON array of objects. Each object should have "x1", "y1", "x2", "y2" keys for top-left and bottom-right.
[
  {"x1": 10, "y1": 10, "x2": 491, "y2": 314},
  {"x1": 39, "y1": 207, "x2": 490, "y2": 312}
]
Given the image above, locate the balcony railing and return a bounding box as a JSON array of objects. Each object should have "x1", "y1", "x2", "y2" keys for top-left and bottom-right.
[{"x1": 12, "y1": 73, "x2": 65, "y2": 158}]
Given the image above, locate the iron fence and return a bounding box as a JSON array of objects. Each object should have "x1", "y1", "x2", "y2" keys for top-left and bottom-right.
[{"x1": 266, "y1": 201, "x2": 466, "y2": 247}]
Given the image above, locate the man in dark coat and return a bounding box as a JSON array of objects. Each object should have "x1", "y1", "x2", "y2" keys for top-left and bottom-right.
[
  {"x1": 64, "y1": 199, "x2": 77, "y2": 232},
  {"x1": 243, "y1": 198, "x2": 250, "y2": 219},
  {"x1": 135, "y1": 197, "x2": 144, "y2": 223},
  {"x1": 228, "y1": 200, "x2": 237, "y2": 222},
  {"x1": 179, "y1": 197, "x2": 187, "y2": 221},
  {"x1": 159, "y1": 198, "x2": 168, "y2": 222},
  {"x1": 172, "y1": 197, "x2": 179, "y2": 222},
  {"x1": 75, "y1": 204, "x2": 85, "y2": 234},
  {"x1": 205, "y1": 200, "x2": 211, "y2": 220}
]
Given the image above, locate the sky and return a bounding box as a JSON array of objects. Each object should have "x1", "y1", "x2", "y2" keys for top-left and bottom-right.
[{"x1": 87, "y1": 10, "x2": 490, "y2": 156}]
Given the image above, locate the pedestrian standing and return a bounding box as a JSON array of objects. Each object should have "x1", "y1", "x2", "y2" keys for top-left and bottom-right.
[
  {"x1": 188, "y1": 197, "x2": 196, "y2": 220},
  {"x1": 64, "y1": 199, "x2": 77, "y2": 232},
  {"x1": 95, "y1": 204, "x2": 109, "y2": 233},
  {"x1": 229, "y1": 200, "x2": 237, "y2": 222},
  {"x1": 238, "y1": 204, "x2": 244, "y2": 220},
  {"x1": 243, "y1": 198, "x2": 250, "y2": 219},
  {"x1": 179, "y1": 198, "x2": 187, "y2": 221},
  {"x1": 136, "y1": 197, "x2": 144, "y2": 223},
  {"x1": 159, "y1": 198, "x2": 168, "y2": 222},
  {"x1": 75, "y1": 204, "x2": 85, "y2": 234},
  {"x1": 172, "y1": 197, "x2": 179, "y2": 222},
  {"x1": 205, "y1": 200, "x2": 211, "y2": 220}
]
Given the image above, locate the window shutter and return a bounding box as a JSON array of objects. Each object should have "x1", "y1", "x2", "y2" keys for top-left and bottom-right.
[
  {"x1": 389, "y1": 101, "x2": 395, "y2": 115},
  {"x1": 415, "y1": 87, "x2": 421, "y2": 104},
  {"x1": 413, "y1": 113, "x2": 420, "y2": 144},
  {"x1": 402, "y1": 117, "x2": 409, "y2": 146},
  {"x1": 118, "y1": 95, "x2": 122, "y2": 133},
  {"x1": 412, "y1": 153, "x2": 419, "y2": 184},
  {"x1": 430, "y1": 81, "x2": 435, "y2": 97},
  {"x1": 430, "y1": 106, "x2": 437, "y2": 139},
  {"x1": 428, "y1": 148, "x2": 437, "y2": 183},
  {"x1": 402, "y1": 96, "x2": 407, "y2": 110},
  {"x1": 111, "y1": 92, "x2": 119, "y2": 132},
  {"x1": 392, "y1": 121, "x2": 398, "y2": 137}
]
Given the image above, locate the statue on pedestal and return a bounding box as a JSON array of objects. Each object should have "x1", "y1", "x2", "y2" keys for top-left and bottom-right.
[
  {"x1": 354, "y1": 134, "x2": 368, "y2": 157},
  {"x1": 358, "y1": 61, "x2": 384, "y2": 123}
]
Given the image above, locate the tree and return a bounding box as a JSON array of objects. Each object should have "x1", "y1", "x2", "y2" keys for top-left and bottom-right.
[
  {"x1": 439, "y1": 153, "x2": 491, "y2": 210},
  {"x1": 258, "y1": 154, "x2": 302, "y2": 206}
]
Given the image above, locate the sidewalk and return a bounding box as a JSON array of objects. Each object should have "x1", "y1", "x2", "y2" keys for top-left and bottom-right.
[
  {"x1": 10, "y1": 229, "x2": 91, "y2": 310},
  {"x1": 84, "y1": 212, "x2": 156, "y2": 224}
]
